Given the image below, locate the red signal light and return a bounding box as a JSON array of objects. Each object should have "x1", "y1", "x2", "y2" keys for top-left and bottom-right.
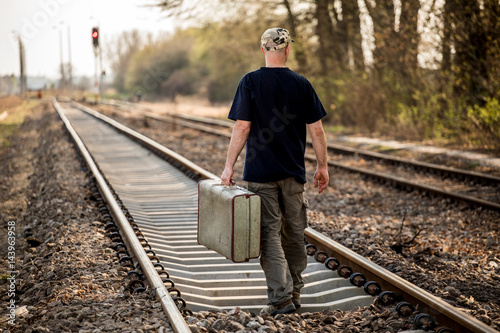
[{"x1": 92, "y1": 27, "x2": 99, "y2": 47}]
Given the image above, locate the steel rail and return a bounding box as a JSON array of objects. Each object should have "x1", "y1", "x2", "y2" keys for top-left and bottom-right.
[
  {"x1": 100, "y1": 98, "x2": 233, "y2": 129},
  {"x1": 72, "y1": 101, "x2": 219, "y2": 181},
  {"x1": 168, "y1": 112, "x2": 235, "y2": 128},
  {"x1": 145, "y1": 112, "x2": 232, "y2": 139},
  {"x1": 304, "y1": 153, "x2": 500, "y2": 211},
  {"x1": 100, "y1": 98, "x2": 152, "y2": 112},
  {"x1": 144, "y1": 108, "x2": 500, "y2": 186},
  {"x1": 75, "y1": 101, "x2": 498, "y2": 333},
  {"x1": 53, "y1": 99, "x2": 191, "y2": 333},
  {"x1": 99, "y1": 99, "x2": 500, "y2": 185},
  {"x1": 305, "y1": 229, "x2": 498, "y2": 333},
  {"x1": 324, "y1": 143, "x2": 500, "y2": 185}
]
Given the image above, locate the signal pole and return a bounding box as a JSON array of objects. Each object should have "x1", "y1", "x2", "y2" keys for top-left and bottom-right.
[
  {"x1": 92, "y1": 27, "x2": 99, "y2": 104},
  {"x1": 99, "y1": 39, "x2": 104, "y2": 101}
]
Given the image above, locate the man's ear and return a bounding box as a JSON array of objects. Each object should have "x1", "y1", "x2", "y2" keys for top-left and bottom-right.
[
  {"x1": 285, "y1": 45, "x2": 290, "y2": 55},
  {"x1": 261, "y1": 45, "x2": 266, "y2": 54}
]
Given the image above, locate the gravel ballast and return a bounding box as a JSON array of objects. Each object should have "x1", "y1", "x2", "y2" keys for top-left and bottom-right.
[{"x1": 1, "y1": 101, "x2": 498, "y2": 332}]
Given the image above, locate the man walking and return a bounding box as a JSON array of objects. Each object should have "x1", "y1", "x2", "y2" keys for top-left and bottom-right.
[{"x1": 221, "y1": 27, "x2": 329, "y2": 315}]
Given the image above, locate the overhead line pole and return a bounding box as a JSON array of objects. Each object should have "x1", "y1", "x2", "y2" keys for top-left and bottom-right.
[
  {"x1": 59, "y1": 28, "x2": 65, "y2": 94},
  {"x1": 18, "y1": 36, "x2": 26, "y2": 97},
  {"x1": 67, "y1": 24, "x2": 73, "y2": 98}
]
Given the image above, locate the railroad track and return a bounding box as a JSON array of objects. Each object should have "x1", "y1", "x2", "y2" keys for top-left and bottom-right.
[
  {"x1": 54, "y1": 99, "x2": 497, "y2": 333},
  {"x1": 99, "y1": 99, "x2": 500, "y2": 212}
]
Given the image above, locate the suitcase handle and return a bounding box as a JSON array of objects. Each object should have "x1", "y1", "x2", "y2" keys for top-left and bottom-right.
[
  {"x1": 213, "y1": 181, "x2": 250, "y2": 193},
  {"x1": 214, "y1": 179, "x2": 236, "y2": 186}
]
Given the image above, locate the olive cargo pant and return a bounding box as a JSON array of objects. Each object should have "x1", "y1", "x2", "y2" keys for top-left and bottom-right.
[{"x1": 247, "y1": 177, "x2": 308, "y2": 305}]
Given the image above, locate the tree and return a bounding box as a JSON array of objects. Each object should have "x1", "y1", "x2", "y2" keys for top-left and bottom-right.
[
  {"x1": 106, "y1": 30, "x2": 144, "y2": 94},
  {"x1": 442, "y1": 0, "x2": 499, "y2": 107},
  {"x1": 314, "y1": 0, "x2": 336, "y2": 74},
  {"x1": 125, "y1": 34, "x2": 191, "y2": 97},
  {"x1": 364, "y1": 0, "x2": 421, "y2": 74},
  {"x1": 339, "y1": 0, "x2": 364, "y2": 71},
  {"x1": 281, "y1": 0, "x2": 308, "y2": 71}
]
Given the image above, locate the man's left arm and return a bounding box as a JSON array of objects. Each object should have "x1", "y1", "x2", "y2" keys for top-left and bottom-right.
[{"x1": 308, "y1": 120, "x2": 329, "y2": 193}]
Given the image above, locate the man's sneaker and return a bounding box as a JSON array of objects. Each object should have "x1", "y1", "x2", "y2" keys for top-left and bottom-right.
[
  {"x1": 259, "y1": 299, "x2": 296, "y2": 316},
  {"x1": 292, "y1": 291, "x2": 301, "y2": 309}
]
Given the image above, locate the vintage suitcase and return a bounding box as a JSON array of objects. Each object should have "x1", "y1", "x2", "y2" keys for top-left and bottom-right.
[{"x1": 198, "y1": 179, "x2": 261, "y2": 262}]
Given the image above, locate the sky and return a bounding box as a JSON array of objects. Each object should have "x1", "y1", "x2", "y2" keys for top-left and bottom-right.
[{"x1": 0, "y1": 0, "x2": 176, "y2": 79}]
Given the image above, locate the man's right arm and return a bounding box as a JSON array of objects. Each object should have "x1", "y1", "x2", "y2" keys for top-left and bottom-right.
[{"x1": 221, "y1": 120, "x2": 251, "y2": 185}]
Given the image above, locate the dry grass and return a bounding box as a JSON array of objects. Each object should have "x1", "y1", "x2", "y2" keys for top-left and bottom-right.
[
  {"x1": 0, "y1": 97, "x2": 40, "y2": 151},
  {"x1": 140, "y1": 96, "x2": 231, "y2": 119}
]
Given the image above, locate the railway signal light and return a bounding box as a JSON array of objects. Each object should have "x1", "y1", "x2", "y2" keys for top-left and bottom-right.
[{"x1": 92, "y1": 27, "x2": 99, "y2": 47}]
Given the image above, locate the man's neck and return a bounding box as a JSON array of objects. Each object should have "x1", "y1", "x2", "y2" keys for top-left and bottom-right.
[
  {"x1": 265, "y1": 59, "x2": 287, "y2": 68},
  {"x1": 262, "y1": 45, "x2": 289, "y2": 67}
]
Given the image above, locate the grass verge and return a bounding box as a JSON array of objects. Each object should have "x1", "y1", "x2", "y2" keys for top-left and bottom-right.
[{"x1": 0, "y1": 98, "x2": 39, "y2": 152}]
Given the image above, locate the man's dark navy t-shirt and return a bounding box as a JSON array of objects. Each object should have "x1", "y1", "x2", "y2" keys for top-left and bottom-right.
[{"x1": 228, "y1": 67, "x2": 327, "y2": 184}]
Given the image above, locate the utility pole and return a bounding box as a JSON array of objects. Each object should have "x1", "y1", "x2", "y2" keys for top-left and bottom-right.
[
  {"x1": 17, "y1": 35, "x2": 26, "y2": 96},
  {"x1": 67, "y1": 24, "x2": 73, "y2": 98},
  {"x1": 58, "y1": 28, "x2": 65, "y2": 94},
  {"x1": 59, "y1": 28, "x2": 65, "y2": 94},
  {"x1": 18, "y1": 36, "x2": 27, "y2": 97}
]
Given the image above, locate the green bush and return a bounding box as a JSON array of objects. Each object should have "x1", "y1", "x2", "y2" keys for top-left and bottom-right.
[{"x1": 466, "y1": 97, "x2": 500, "y2": 147}]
